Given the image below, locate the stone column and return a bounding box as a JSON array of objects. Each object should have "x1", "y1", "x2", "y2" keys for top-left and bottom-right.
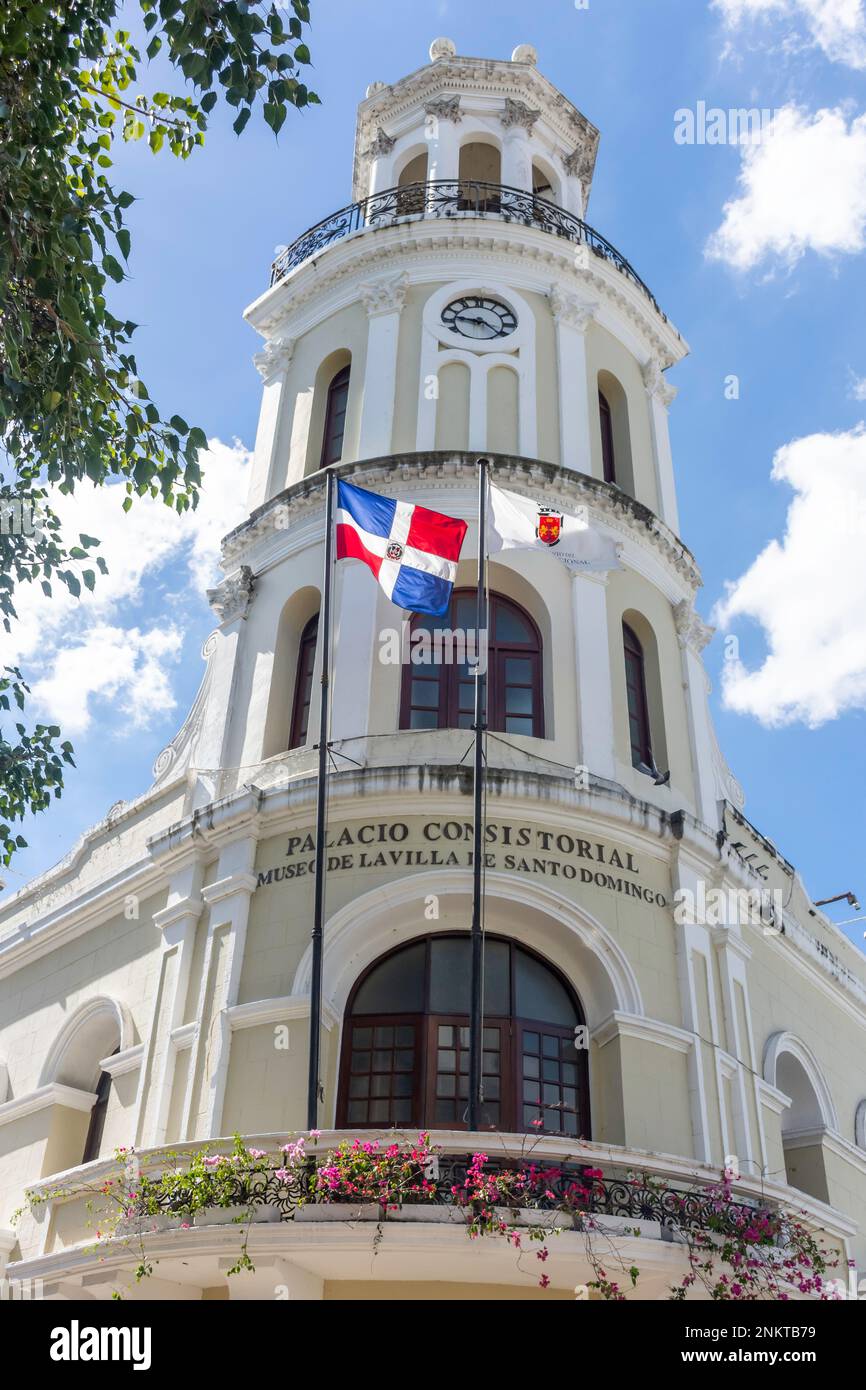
[
  {"x1": 497, "y1": 99, "x2": 539, "y2": 193},
  {"x1": 357, "y1": 272, "x2": 409, "y2": 460},
  {"x1": 137, "y1": 856, "x2": 205, "y2": 1147},
  {"x1": 330, "y1": 564, "x2": 381, "y2": 748},
  {"x1": 500, "y1": 99, "x2": 539, "y2": 191},
  {"x1": 196, "y1": 571, "x2": 257, "y2": 801},
  {"x1": 425, "y1": 96, "x2": 461, "y2": 183},
  {"x1": 247, "y1": 338, "x2": 294, "y2": 511},
  {"x1": 643, "y1": 359, "x2": 680, "y2": 534},
  {"x1": 571, "y1": 570, "x2": 617, "y2": 781},
  {"x1": 549, "y1": 287, "x2": 596, "y2": 473},
  {"x1": 366, "y1": 127, "x2": 396, "y2": 196},
  {"x1": 182, "y1": 837, "x2": 258, "y2": 1139},
  {"x1": 674, "y1": 600, "x2": 719, "y2": 828}
]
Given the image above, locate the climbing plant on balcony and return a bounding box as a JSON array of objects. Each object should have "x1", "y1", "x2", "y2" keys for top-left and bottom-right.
[{"x1": 19, "y1": 1134, "x2": 842, "y2": 1300}]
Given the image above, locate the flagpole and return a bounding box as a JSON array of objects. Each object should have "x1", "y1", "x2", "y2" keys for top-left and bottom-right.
[
  {"x1": 468, "y1": 457, "x2": 489, "y2": 1133},
  {"x1": 307, "y1": 466, "x2": 336, "y2": 1130}
]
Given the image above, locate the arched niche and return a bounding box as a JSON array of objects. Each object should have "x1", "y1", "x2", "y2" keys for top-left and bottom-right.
[
  {"x1": 304, "y1": 348, "x2": 352, "y2": 477},
  {"x1": 764, "y1": 1031, "x2": 837, "y2": 1202},
  {"x1": 459, "y1": 138, "x2": 502, "y2": 205},
  {"x1": 486, "y1": 363, "x2": 520, "y2": 455},
  {"x1": 532, "y1": 156, "x2": 560, "y2": 204},
  {"x1": 39, "y1": 997, "x2": 131, "y2": 1091},
  {"x1": 262, "y1": 585, "x2": 321, "y2": 758},
  {"x1": 597, "y1": 369, "x2": 635, "y2": 498}
]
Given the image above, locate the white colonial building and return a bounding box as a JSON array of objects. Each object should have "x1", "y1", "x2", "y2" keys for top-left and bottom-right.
[{"x1": 1, "y1": 39, "x2": 865, "y2": 1302}]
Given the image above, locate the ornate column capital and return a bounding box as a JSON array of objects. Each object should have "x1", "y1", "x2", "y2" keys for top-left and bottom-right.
[
  {"x1": 549, "y1": 285, "x2": 597, "y2": 331},
  {"x1": 643, "y1": 358, "x2": 678, "y2": 408},
  {"x1": 207, "y1": 565, "x2": 256, "y2": 625},
  {"x1": 563, "y1": 146, "x2": 593, "y2": 181},
  {"x1": 253, "y1": 336, "x2": 294, "y2": 383},
  {"x1": 365, "y1": 126, "x2": 396, "y2": 159},
  {"x1": 360, "y1": 270, "x2": 410, "y2": 317},
  {"x1": 674, "y1": 599, "x2": 714, "y2": 654},
  {"x1": 501, "y1": 98, "x2": 540, "y2": 133},
  {"x1": 425, "y1": 95, "x2": 462, "y2": 125}
]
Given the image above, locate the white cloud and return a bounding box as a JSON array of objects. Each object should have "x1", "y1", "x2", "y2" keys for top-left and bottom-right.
[
  {"x1": 706, "y1": 103, "x2": 866, "y2": 270},
  {"x1": 713, "y1": 425, "x2": 866, "y2": 726},
  {"x1": 7, "y1": 437, "x2": 251, "y2": 735},
  {"x1": 848, "y1": 371, "x2": 866, "y2": 399},
  {"x1": 714, "y1": 0, "x2": 866, "y2": 68}
]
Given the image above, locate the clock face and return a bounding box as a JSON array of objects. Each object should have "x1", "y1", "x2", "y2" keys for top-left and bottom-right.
[{"x1": 441, "y1": 296, "x2": 518, "y2": 340}]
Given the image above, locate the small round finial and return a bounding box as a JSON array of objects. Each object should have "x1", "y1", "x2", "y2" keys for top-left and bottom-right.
[
  {"x1": 429, "y1": 37, "x2": 457, "y2": 61},
  {"x1": 511, "y1": 44, "x2": 538, "y2": 65},
  {"x1": 365, "y1": 80, "x2": 386, "y2": 98}
]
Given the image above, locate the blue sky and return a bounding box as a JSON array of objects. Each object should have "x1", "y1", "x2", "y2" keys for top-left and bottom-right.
[{"x1": 4, "y1": 0, "x2": 866, "y2": 952}]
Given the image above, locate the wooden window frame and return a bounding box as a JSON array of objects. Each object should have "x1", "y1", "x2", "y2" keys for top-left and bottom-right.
[
  {"x1": 599, "y1": 389, "x2": 616, "y2": 485},
  {"x1": 399, "y1": 590, "x2": 544, "y2": 738},
  {"x1": 289, "y1": 614, "x2": 319, "y2": 750},
  {"x1": 337, "y1": 935, "x2": 588, "y2": 1137},
  {"x1": 320, "y1": 364, "x2": 350, "y2": 469},
  {"x1": 623, "y1": 621, "x2": 654, "y2": 770},
  {"x1": 82, "y1": 1050, "x2": 118, "y2": 1164}
]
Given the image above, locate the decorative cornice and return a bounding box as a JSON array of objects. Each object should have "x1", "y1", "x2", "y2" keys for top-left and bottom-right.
[
  {"x1": 548, "y1": 284, "x2": 596, "y2": 331},
  {"x1": 642, "y1": 358, "x2": 678, "y2": 408},
  {"x1": 248, "y1": 223, "x2": 685, "y2": 368},
  {"x1": 359, "y1": 270, "x2": 410, "y2": 317},
  {"x1": 152, "y1": 894, "x2": 204, "y2": 933},
  {"x1": 227, "y1": 994, "x2": 339, "y2": 1032},
  {"x1": 253, "y1": 336, "x2": 294, "y2": 383},
  {"x1": 592, "y1": 1011, "x2": 694, "y2": 1054},
  {"x1": 0, "y1": 1083, "x2": 96, "y2": 1128},
  {"x1": 207, "y1": 565, "x2": 255, "y2": 625},
  {"x1": 501, "y1": 97, "x2": 541, "y2": 132},
  {"x1": 99, "y1": 1043, "x2": 144, "y2": 1079},
  {"x1": 424, "y1": 94, "x2": 462, "y2": 124},
  {"x1": 200, "y1": 872, "x2": 259, "y2": 907},
  {"x1": 674, "y1": 598, "x2": 714, "y2": 655}
]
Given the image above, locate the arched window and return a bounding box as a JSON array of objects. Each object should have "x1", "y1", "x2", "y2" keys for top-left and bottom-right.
[
  {"x1": 396, "y1": 151, "x2": 428, "y2": 214},
  {"x1": 623, "y1": 622, "x2": 653, "y2": 771},
  {"x1": 82, "y1": 1049, "x2": 118, "y2": 1164},
  {"x1": 289, "y1": 614, "x2": 318, "y2": 749},
  {"x1": 400, "y1": 590, "x2": 544, "y2": 737},
  {"x1": 599, "y1": 390, "x2": 616, "y2": 484},
  {"x1": 320, "y1": 365, "x2": 350, "y2": 468},
  {"x1": 338, "y1": 934, "x2": 589, "y2": 1135}
]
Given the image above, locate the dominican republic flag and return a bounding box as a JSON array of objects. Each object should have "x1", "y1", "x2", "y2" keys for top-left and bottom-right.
[{"x1": 336, "y1": 480, "x2": 467, "y2": 616}]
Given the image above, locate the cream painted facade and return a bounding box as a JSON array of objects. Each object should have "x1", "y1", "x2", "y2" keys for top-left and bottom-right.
[{"x1": 1, "y1": 39, "x2": 865, "y2": 1303}]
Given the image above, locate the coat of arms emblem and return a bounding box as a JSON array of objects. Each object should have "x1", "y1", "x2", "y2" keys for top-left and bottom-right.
[{"x1": 535, "y1": 509, "x2": 563, "y2": 547}]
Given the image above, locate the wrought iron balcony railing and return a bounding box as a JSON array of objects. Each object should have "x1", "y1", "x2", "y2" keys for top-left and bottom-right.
[
  {"x1": 269, "y1": 179, "x2": 667, "y2": 322},
  {"x1": 135, "y1": 1152, "x2": 762, "y2": 1233}
]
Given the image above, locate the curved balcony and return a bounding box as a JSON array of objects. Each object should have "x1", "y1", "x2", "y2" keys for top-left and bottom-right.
[{"x1": 270, "y1": 179, "x2": 667, "y2": 322}]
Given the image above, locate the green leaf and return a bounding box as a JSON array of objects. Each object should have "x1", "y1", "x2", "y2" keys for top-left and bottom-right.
[
  {"x1": 232, "y1": 107, "x2": 251, "y2": 136},
  {"x1": 116, "y1": 228, "x2": 131, "y2": 260},
  {"x1": 294, "y1": 43, "x2": 311, "y2": 64},
  {"x1": 102, "y1": 254, "x2": 124, "y2": 282}
]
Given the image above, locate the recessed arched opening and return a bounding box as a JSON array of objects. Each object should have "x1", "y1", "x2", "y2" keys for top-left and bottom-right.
[
  {"x1": 396, "y1": 150, "x2": 429, "y2": 214},
  {"x1": 531, "y1": 157, "x2": 560, "y2": 204},
  {"x1": 305, "y1": 349, "x2": 352, "y2": 476},
  {"x1": 263, "y1": 586, "x2": 321, "y2": 757},
  {"x1": 765, "y1": 1033, "x2": 835, "y2": 1203},
  {"x1": 400, "y1": 588, "x2": 544, "y2": 738},
  {"x1": 621, "y1": 611, "x2": 668, "y2": 778},
  {"x1": 459, "y1": 140, "x2": 502, "y2": 211},
  {"x1": 337, "y1": 933, "x2": 589, "y2": 1135},
  {"x1": 40, "y1": 997, "x2": 129, "y2": 1168},
  {"x1": 597, "y1": 370, "x2": 635, "y2": 497}
]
